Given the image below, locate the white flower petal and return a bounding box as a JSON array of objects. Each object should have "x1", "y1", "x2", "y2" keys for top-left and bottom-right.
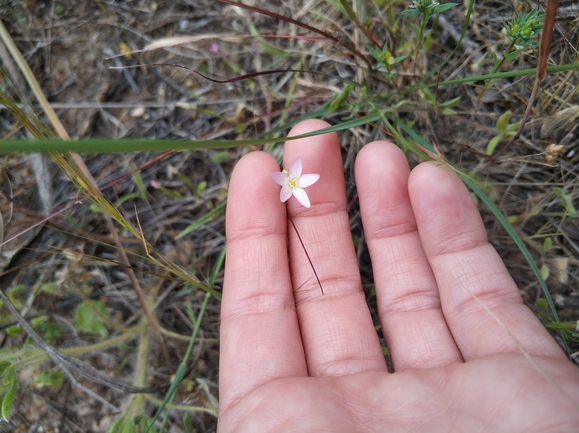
[
  {"x1": 292, "y1": 188, "x2": 311, "y2": 208},
  {"x1": 298, "y1": 173, "x2": 320, "y2": 188},
  {"x1": 280, "y1": 186, "x2": 292, "y2": 202},
  {"x1": 272, "y1": 157, "x2": 320, "y2": 208},
  {"x1": 271, "y1": 171, "x2": 289, "y2": 186},
  {"x1": 288, "y1": 157, "x2": 302, "y2": 179}
]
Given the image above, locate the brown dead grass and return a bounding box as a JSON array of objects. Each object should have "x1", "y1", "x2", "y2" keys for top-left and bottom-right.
[{"x1": 1, "y1": 0, "x2": 579, "y2": 431}]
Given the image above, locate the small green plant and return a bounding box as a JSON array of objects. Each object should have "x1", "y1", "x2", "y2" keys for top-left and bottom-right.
[
  {"x1": 486, "y1": 111, "x2": 520, "y2": 155},
  {"x1": 34, "y1": 370, "x2": 65, "y2": 387},
  {"x1": 75, "y1": 300, "x2": 111, "y2": 336},
  {"x1": 553, "y1": 188, "x2": 578, "y2": 218},
  {"x1": 540, "y1": 237, "x2": 553, "y2": 281},
  {"x1": 498, "y1": 8, "x2": 544, "y2": 67},
  {"x1": 420, "y1": 88, "x2": 461, "y2": 115},
  {"x1": 367, "y1": 43, "x2": 407, "y2": 73},
  {"x1": 479, "y1": 8, "x2": 544, "y2": 101},
  {"x1": 505, "y1": 8, "x2": 545, "y2": 48},
  {"x1": 402, "y1": 0, "x2": 458, "y2": 53}
]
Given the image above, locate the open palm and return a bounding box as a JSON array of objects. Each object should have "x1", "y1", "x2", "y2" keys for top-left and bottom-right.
[{"x1": 218, "y1": 120, "x2": 579, "y2": 432}]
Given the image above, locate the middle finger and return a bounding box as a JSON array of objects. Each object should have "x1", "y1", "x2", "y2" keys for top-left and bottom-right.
[{"x1": 283, "y1": 120, "x2": 387, "y2": 377}]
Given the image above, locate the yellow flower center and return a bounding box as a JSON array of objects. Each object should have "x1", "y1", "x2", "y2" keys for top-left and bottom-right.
[{"x1": 288, "y1": 178, "x2": 298, "y2": 189}]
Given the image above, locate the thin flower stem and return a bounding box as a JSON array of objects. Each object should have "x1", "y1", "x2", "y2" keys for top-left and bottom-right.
[{"x1": 287, "y1": 214, "x2": 324, "y2": 295}]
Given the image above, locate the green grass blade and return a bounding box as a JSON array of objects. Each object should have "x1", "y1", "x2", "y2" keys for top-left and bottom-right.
[
  {"x1": 0, "y1": 113, "x2": 382, "y2": 153},
  {"x1": 177, "y1": 202, "x2": 226, "y2": 239},
  {"x1": 146, "y1": 293, "x2": 211, "y2": 433},
  {"x1": 417, "y1": 63, "x2": 579, "y2": 91}
]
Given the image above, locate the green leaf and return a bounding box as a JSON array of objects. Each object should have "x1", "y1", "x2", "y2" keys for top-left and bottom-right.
[
  {"x1": 423, "y1": 30, "x2": 434, "y2": 51},
  {"x1": 543, "y1": 237, "x2": 553, "y2": 252},
  {"x1": 108, "y1": 417, "x2": 126, "y2": 433},
  {"x1": 210, "y1": 151, "x2": 231, "y2": 164},
  {"x1": 121, "y1": 419, "x2": 135, "y2": 433},
  {"x1": 75, "y1": 300, "x2": 110, "y2": 336},
  {"x1": 541, "y1": 263, "x2": 550, "y2": 281},
  {"x1": 401, "y1": 9, "x2": 420, "y2": 17},
  {"x1": 131, "y1": 170, "x2": 147, "y2": 199},
  {"x1": 516, "y1": 39, "x2": 539, "y2": 48},
  {"x1": 7, "y1": 285, "x2": 24, "y2": 309},
  {"x1": 506, "y1": 121, "x2": 521, "y2": 133},
  {"x1": 393, "y1": 55, "x2": 408, "y2": 64},
  {"x1": 0, "y1": 362, "x2": 11, "y2": 377},
  {"x1": 113, "y1": 192, "x2": 142, "y2": 207},
  {"x1": 486, "y1": 134, "x2": 503, "y2": 155},
  {"x1": 176, "y1": 171, "x2": 195, "y2": 190},
  {"x1": 329, "y1": 84, "x2": 354, "y2": 113},
  {"x1": 1, "y1": 366, "x2": 17, "y2": 421},
  {"x1": 39, "y1": 282, "x2": 60, "y2": 294},
  {"x1": 439, "y1": 96, "x2": 462, "y2": 108},
  {"x1": 496, "y1": 111, "x2": 511, "y2": 133},
  {"x1": 421, "y1": 88, "x2": 436, "y2": 104},
  {"x1": 34, "y1": 370, "x2": 65, "y2": 387},
  {"x1": 196, "y1": 181, "x2": 207, "y2": 197},
  {"x1": 553, "y1": 188, "x2": 578, "y2": 218},
  {"x1": 432, "y1": 3, "x2": 458, "y2": 14},
  {"x1": 5, "y1": 326, "x2": 22, "y2": 335},
  {"x1": 505, "y1": 48, "x2": 524, "y2": 62},
  {"x1": 367, "y1": 44, "x2": 381, "y2": 59},
  {"x1": 31, "y1": 315, "x2": 48, "y2": 327}
]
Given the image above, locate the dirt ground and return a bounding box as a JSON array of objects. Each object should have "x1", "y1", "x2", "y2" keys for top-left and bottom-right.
[{"x1": 1, "y1": 0, "x2": 578, "y2": 432}]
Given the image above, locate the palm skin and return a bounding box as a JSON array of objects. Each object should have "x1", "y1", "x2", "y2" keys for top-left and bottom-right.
[{"x1": 218, "y1": 120, "x2": 579, "y2": 432}]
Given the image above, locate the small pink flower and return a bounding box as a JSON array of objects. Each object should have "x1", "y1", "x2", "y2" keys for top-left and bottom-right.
[
  {"x1": 271, "y1": 158, "x2": 320, "y2": 208},
  {"x1": 209, "y1": 41, "x2": 219, "y2": 53}
]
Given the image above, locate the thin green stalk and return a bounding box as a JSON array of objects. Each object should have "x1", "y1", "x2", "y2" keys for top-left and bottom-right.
[
  {"x1": 146, "y1": 293, "x2": 212, "y2": 432},
  {"x1": 405, "y1": 61, "x2": 579, "y2": 94},
  {"x1": 129, "y1": 321, "x2": 150, "y2": 419},
  {"x1": 477, "y1": 39, "x2": 518, "y2": 103}
]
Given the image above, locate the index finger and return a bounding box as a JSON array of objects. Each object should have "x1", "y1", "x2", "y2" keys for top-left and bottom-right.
[{"x1": 219, "y1": 151, "x2": 307, "y2": 413}]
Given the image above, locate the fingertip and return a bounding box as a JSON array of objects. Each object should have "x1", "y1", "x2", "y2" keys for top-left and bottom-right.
[
  {"x1": 288, "y1": 119, "x2": 333, "y2": 138},
  {"x1": 230, "y1": 150, "x2": 279, "y2": 184},
  {"x1": 355, "y1": 141, "x2": 412, "y2": 230},
  {"x1": 355, "y1": 140, "x2": 406, "y2": 174},
  {"x1": 408, "y1": 161, "x2": 487, "y2": 255},
  {"x1": 407, "y1": 161, "x2": 471, "y2": 211},
  {"x1": 357, "y1": 139, "x2": 400, "y2": 156},
  {"x1": 227, "y1": 151, "x2": 285, "y2": 241},
  {"x1": 409, "y1": 160, "x2": 460, "y2": 186}
]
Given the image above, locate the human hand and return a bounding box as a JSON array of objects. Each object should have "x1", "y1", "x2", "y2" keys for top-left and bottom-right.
[{"x1": 218, "y1": 119, "x2": 579, "y2": 432}]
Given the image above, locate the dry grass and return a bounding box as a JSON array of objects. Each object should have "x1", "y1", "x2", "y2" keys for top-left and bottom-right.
[{"x1": 1, "y1": 0, "x2": 578, "y2": 431}]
